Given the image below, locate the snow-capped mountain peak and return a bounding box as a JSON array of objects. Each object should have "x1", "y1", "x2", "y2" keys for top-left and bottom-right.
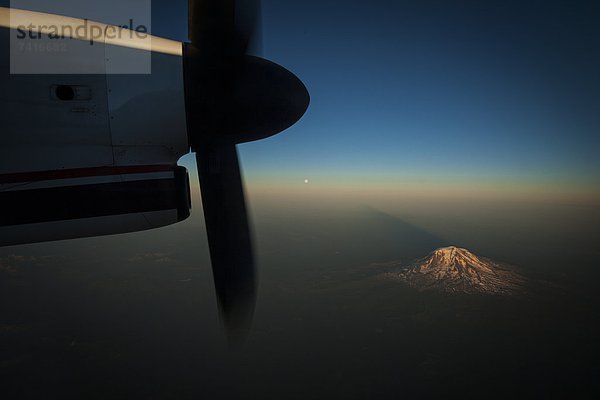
[{"x1": 390, "y1": 246, "x2": 524, "y2": 294}]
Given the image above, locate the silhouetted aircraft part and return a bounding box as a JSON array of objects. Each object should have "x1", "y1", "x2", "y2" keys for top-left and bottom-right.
[
  {"x1": 183, "y1": 52, "x2": 311, "y2": 146},
  {"x1": 0, "y1": 0, "x2": 309, "y2": 342},
  {"x1": 184, "y1": 0, "x2": 309, "y2": 341},
  {"x1": 0, "y1": 166, "x2": 191, "y2": 246},
  {"x1": 195, "y1": 143, "x2": 255, "y2": 340},
  {"x1": 188, "y1": 0, "x2": 261, "y2": 57}
]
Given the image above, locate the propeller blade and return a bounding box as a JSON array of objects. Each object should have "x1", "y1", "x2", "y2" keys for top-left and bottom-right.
[
  {"x1": 186, "y1": 0, "x2": 306, "y2": 344},
  {"x1": 188, "y1": 0, "x2": 233, "y2": 47},
  {"x1": 195, "y1": 140, "x2": 256, "y2": 341},
  {"x1": 234, "y1": 0, "x2": 262, "y2": 55},
  {"x1": 188, "y1": 0, "x2": 261, "y2": 56}
]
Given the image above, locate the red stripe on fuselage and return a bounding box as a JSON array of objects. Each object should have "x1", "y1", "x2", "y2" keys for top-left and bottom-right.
[{"x1": 0, "y1": 165, "x2": 175, "y2": 184}]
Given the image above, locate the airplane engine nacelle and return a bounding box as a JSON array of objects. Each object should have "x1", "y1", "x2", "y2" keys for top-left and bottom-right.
[
  {"x1": 0, "y1": 16, "x2": 192, "y2": 245},
  {"x1": 0, "y1": 23, "x2": 189, "y2": 174}
]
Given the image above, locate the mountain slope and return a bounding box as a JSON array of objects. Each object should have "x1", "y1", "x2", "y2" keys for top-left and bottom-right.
[{"x1": 390, "y1": 246, "x2": 524, "y2": 294}]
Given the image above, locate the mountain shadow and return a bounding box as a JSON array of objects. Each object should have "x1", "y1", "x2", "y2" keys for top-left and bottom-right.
[{"x1": 339, "y1": 206, "x2": 447, "y2": 265}]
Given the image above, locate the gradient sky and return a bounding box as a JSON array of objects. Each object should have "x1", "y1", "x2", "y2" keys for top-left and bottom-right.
[
  {"x1": 148, "y1": 0, "x2": 600, "y2": 197},
  {"x1": 6, "y1": 0, "x2": 597, "y2": 196}
]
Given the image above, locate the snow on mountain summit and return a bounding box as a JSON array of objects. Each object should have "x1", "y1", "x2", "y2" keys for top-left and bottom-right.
[{"x1": 389, "y1": 246, "x2": 524, "y2": 294}]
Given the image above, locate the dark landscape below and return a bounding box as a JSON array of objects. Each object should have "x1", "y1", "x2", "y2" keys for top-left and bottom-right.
[{"x1": 1, "y1": 203, "x2": 598, "y2": 399}]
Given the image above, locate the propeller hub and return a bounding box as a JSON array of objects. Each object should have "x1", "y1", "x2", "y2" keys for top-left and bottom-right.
[{"x1": 183, "y1": 43, "x2": 310, "y2": 148}]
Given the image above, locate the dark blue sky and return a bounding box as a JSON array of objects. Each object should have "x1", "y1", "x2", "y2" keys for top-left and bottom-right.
[
  {"x1": 161, "y1": 0, "x2": 598, "y2": 190},
  {"x1": 9, "y1": 0, "x2": 599, "y2": 190}
]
